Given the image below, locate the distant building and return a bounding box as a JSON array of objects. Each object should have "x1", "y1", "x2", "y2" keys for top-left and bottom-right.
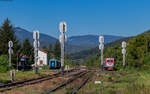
[{"x1": 37, "y1": 50, "x2": 48, "y2": 66}]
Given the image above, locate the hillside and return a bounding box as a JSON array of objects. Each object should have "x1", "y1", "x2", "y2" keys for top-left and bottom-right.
[
  {"x1": 70, "y1": 36, "x2": 132, "y2": 61},
  {"x1": 84, "y1": 29, "x2": 150, "y2": 70},
  {"x1": 14, "y1": 27, "x2": 85, "y2": 53},
  {"x1": 14, "y1": 27, "x2": 57, "y2": 46},
  {"x1": 14, "y1": 27, "x2": 123, "y2": 53},
  {"x1": 67, "y1": 35, "x2": 123, "y2": 48}
]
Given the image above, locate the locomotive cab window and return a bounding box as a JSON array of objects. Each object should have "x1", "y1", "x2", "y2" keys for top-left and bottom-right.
[
  {"x1": 107, "y1": 60, "x2": 109, "y2": 62},
  {"x1": 51, "y1": 61, "x2": 55, "y2": 64},
  {"x1": 110, "y1": 60, "x2": 113, "y2": 63}
]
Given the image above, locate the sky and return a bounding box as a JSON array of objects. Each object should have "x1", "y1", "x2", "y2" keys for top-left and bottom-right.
[{"x1": 0, "y1": 0, "x2": 150, "y2": 38}]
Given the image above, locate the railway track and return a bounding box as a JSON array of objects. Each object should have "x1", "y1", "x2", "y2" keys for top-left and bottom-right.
[
  {"x1": 0, "y1": 69, "x2": 76, "y2": 92},
  {"x1": 44, "y1": 70, "x2": 91, "y2": 94},
  {"x1": 71, "y1": 74, "x2": 92, "y2": 94}
]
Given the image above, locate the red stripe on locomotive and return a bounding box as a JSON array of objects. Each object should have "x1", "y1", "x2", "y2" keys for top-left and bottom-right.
[{"x1": 104, "y1": 58, "x2": 115, "y2": 70}]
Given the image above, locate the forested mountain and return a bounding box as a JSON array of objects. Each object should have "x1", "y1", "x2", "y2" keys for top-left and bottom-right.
[
  {"x1": 14, "y1": 27, "x2": 123, "y2": 53},
  {"x1": 83, "y1": 30, "x2": 150, "y2": 70},
  {"x1": 67, "y1": 35, "x2": 123, "y2": 48},
  {"x1": 70, "y1": 36, "x2": 132, "y2": 61},
  {"x1": 14, "y1": 27, "x2": 57, "y2": 46}
]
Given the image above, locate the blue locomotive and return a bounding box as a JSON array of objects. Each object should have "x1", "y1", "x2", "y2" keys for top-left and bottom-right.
[{"x1": 49, "y1": 59, "x2": 61, "y2": 69}]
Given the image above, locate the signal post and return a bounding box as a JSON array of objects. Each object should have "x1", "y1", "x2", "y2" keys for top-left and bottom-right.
[
  {"x1": 33, "y1": 30, "x2": 40, "y2": 74},
  {"x1": 99, "y1": 36, "x2": 104, "y2": 71},
  {"x1": 8, "y1": 41, "x2": 15, "y2": 81},
  {"x1": 59, "y1": 22, "x2": 67, "y2": 76},
  {"x1": 122, "y1": 41, "x2": 126, "y2": 70}
]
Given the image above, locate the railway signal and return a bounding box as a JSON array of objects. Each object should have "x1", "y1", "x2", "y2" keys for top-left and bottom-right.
[
  {"x1": 8, "y1": 41, "x2": 15, "y2": 81},
  {"x1": 8, "y1": 41, "x2": 13, "y2": 68},
  {"x1": 122, "y1": 41, "x2": 126, "y2": 70},
  {"x1": 59, "y1": 34, "x2": 67, "y2": 43},
  {"x1": 59, "y1": 21, "x2": 67, "y2": 76},
  {"x1": 99, "y1": 35, "x2": 104, "y2": 71},
  {"x1": 33, "y1": 30, "x2": 40, "y2": 74}
]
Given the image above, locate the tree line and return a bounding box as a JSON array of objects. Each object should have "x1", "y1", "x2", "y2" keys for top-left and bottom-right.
[{"x1": 0, "y1": 18, "x2": 61, "y2": 72}]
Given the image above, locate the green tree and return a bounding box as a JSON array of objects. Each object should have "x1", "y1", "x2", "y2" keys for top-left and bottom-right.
[
  {"x1": 0, "y1": 18, "x2": 19, "y2": 55},
  {"x1": 126, "y1": 34, "x2": 148, "y2": 68},
  {"x1": 22, "y1": 39, "x2": 33, "y2": 56},
  {"x1": 48, "y1": 43, "x2": 54, "y2": 59},
  {"x1": 21, "y1": 39, "x2": 33, "y2": 65},
  {"x1": 48, "y1": 43, "x2": 53, "y2": 53},
  {"x1": 0, "y1": 55, "x2": 9, "y2": 72},
  {"x1": 42, "y1": 45, "x2": 48, "y2": 52},
  {"x1": 54, "y1": 40, "x2": 61, "y2": 59},
  {"x1": 0, "y1": 18, "x2": 20, "y2": 67}
]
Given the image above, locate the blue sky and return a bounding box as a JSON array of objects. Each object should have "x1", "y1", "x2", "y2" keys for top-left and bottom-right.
[{"x1": 0, "y1": 0, "x2": 150, "y2": 38}]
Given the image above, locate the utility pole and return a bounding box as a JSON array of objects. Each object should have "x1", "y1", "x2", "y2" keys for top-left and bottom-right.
[
  {"x1": 59, "y1": 22, "x2": 67, "y2": 76},
  {"x1": 122, "y1": 41, "x2": 126, "y2": 70},
  {"x1": 99, "y1": 36, "x2": 104, "y2": 71},
  {"x1": 33, "y1": 30, "x2": 40, "y2": 74}
]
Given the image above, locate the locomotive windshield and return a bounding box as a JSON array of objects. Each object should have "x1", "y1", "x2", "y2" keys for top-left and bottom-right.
[
  {"x1": 51, "y1": 61, "x2": 55, "y2": 64},
  {"x1": 104, "y1": 58, "x2": 114, "y2": 71},
  {"x1": 49, "y1": 59, "x2": 61, "y2": 69}
]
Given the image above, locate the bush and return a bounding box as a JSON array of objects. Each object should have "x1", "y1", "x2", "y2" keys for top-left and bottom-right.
[{"x1": 0, "y1": 55, "x2": 9, "y2": 72}]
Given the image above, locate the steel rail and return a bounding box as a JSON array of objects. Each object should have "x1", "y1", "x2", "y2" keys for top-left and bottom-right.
[
  {"x1": 72, "y1": 74, "x2": 91, "y2": 94},
  {"x1": 0, "y1": 69, "x2": 75, "y2": 92},
  {"x1": 44, "y1": 71, "x2": 88, "y2": 94}
]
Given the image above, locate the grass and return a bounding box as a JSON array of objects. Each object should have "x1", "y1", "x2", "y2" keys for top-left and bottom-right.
[
  {"x1": 1, "y1": 68, "x2": 150, "y2": 94},
  {"x1": 0, "y1": 70, "x2": 52, "y2": 83},
  {"x1": 78, "y1": 70, "x2": 150, "y2": 94}
]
